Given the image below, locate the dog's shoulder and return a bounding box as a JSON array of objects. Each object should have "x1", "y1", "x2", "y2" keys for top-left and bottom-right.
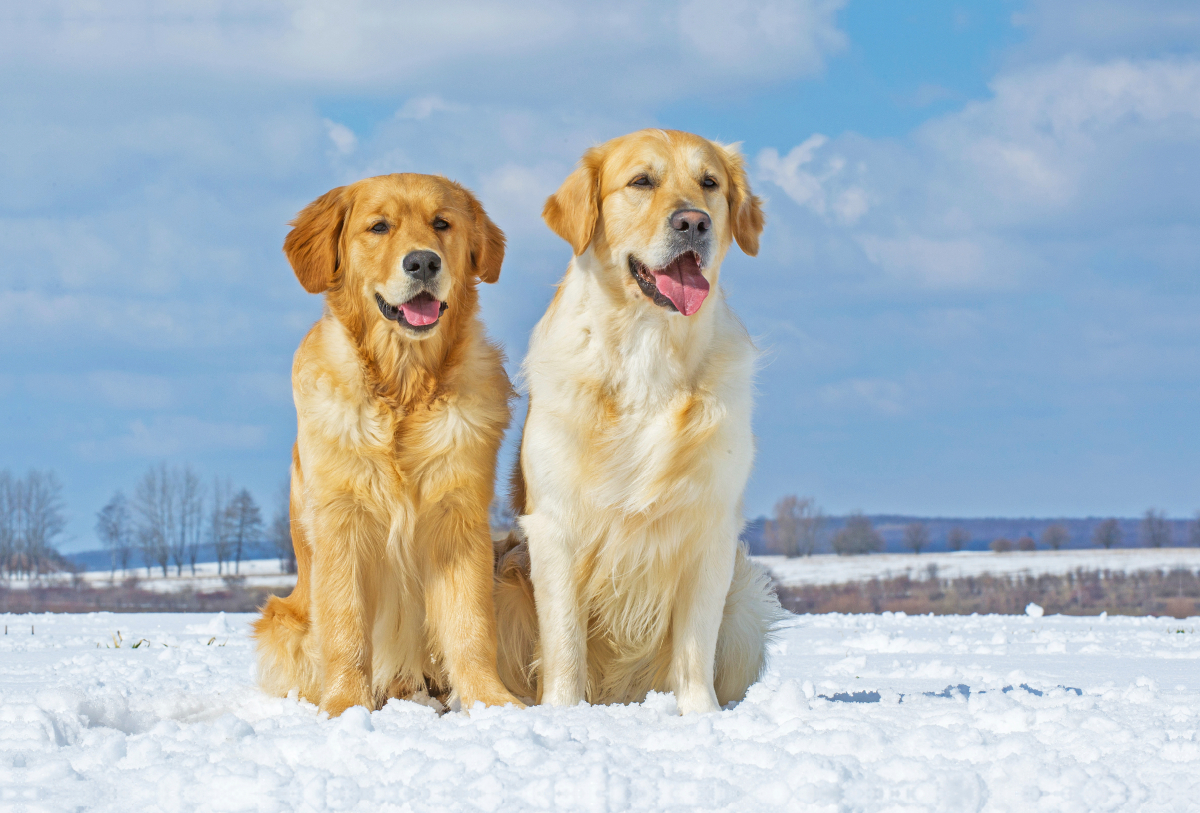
[{"x1": 292, "y1": 314, "x2": 393, "y2": 450}]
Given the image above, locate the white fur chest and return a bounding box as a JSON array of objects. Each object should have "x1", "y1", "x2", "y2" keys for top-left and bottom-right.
[{"x1": 523, "y1": 267, "x2": 755, "y2": 521}]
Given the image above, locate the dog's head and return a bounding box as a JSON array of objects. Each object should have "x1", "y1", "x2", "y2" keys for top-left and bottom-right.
[
  {"x1": 543, "y1": 129, "x2": 763, "y2": 317},
  {"x1": 284, "y1": 174, "x2": 504, "y2": 340}
]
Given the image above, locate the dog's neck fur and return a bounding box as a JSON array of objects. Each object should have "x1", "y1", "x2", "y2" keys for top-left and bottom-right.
[
  {"x1": 563, "y1": 249, "x2": 724, "y2": 396},
  {"x1": 326, "y1": 284, "x2": 476, "y2": 410}
]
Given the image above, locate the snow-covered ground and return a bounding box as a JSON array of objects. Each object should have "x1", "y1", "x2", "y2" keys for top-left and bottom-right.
[
  {"x1": 761, "y1": 548, "x2": 1200, "y2": 588},
  {"x1": 3, "y1": 610, "x2": 1199, "y2": 811},
  {"x1": 7, "y1": 559, "x2": 298, "y2": 594}
]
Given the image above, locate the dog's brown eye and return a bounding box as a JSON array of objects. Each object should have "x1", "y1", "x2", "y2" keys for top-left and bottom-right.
[
  {"x1": 432, "y1": 218, "x2": 450, "y2": 230},
  {"x1": 370, "y1": 221, "x2": 389, "y2": 234},
  {"x1": 629, "y1": 175, "x2": 652, "y2": 188},
  {"x1": 702, "y1": 177, "x2": 718, "y2": 189}
]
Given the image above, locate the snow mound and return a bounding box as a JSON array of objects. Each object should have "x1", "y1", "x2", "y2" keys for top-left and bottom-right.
[{"x1": 184, "y1": 611, "x2": 235, "y2": 635}]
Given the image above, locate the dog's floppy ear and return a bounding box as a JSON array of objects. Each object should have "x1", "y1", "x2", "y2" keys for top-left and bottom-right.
[
  {"x1": 543, "y1": 149, "x2": 601, "y2": 257},
  {"x1": 721, "y1": 144, "x2": 765, "y2": 257},
  {"x1": 284, "y1": 186, "x2": 347, "y2": 293},
  {"x1": 459, "y1": 185, "x2": 506, "y2": 284}
]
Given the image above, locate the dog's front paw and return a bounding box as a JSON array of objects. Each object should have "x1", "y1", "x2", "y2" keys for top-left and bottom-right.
[
  {"x1": 675, "y1": 685, "x2": 721, "y2": 715},
  {"x1": 321, "y1": 673, "x2": 374, "y2": 717},
  {"x1": 461, "y1": 685, "x2": 526, "y2": 710}
]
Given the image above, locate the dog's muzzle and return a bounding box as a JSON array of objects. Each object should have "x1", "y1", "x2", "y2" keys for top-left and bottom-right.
[{"x1": 376, "y1": 292, "x2": 448, "y2": 332}]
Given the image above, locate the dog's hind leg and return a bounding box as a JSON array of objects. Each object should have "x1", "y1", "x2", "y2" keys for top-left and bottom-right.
[
  {"x1": 253, "y1": 457, "x2": 320, "y2": 703},
  {"x1": 492, "y1": 535, "x2": 539, "y2": 701},
  {"x1": 712, "y1": 545, "x2": 786, "y2": 706}
]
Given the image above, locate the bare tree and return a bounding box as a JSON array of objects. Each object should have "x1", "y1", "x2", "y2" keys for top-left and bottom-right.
[
  {"x1": 96, "y1": 491, "x2": 134, "y2": 577},
  {"x1": 904, "y1": 522, "x2": 929, "y2": 554},
  {"x1": 766, "y1": 496, "x2": 823, "y2": 557},
  {"x1": 210, "y1": 477, "x2": 234, "y2": 575},
  {"x1": 1141, "y1": 509, "x2": 1171, "y2": 548},
  {"x1": 946, "y1": 527, "x2": 969, "y2": 552},
  {"x1": 832, "y1": 512, "x2": 882, "y2": 556},
  {"x1": 0, "y1": 471, "x2": 70, "y2": 578},
  {"x1": 1041, "y1": 523, "x2": 1070, "y2": 551},
  {"x1": 0, "y1": 471, "x2": 15, "y2": 576},
  {"x1": 134, "y1": 463, "x2": 174, "y2": 577},
  {"x1": 268, "y1": 482, "x2": 296, "y2": 574},
  {"x1": 990, "y1": 537, "x2": 1013, "y2": 553},
  {"x1": 227, "y1": 488, "x2": 262, "y2": 574},
  {"x1": 1016, "y1": 535, "x2": 1037, "y2": 552},
  {"x1": 1191, "y1": 511, "x2": 1200, "y2": 548},
  {"x1": 1093, "y1": 518, "x2": 1122, "y2": 549},
  {"x1": 169, "y1": 467, "x2": 203, "y2": 576},
  {"x1": 21, "y1": 471, "x2": 68, "y2": 576}
]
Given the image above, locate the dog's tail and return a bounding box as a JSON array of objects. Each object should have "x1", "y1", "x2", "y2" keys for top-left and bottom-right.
[
  {"x1": 493, "y1": 532, "x2": 539, "y2": 701},
  {"x1": 253, "y1": 590, "x2": 318, "y2": 700},
  {"x1": 713, "y1": 545, "x2": 787, "y2": 706}
]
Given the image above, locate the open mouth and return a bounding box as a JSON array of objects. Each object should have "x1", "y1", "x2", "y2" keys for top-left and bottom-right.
[
  {"x1": 375, "y1": 292, "x2": 448, "y2": 332},
  {"x1": 628, "y1": 251, "x2": 710, "y2": 316}
]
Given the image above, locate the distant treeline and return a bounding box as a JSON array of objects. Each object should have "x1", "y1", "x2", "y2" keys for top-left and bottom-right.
[
  {"x1": 0, "y1": 465, "x2": 296, "y2": 580},
  {"x1": 94, "y1": 463, "x2": 295, "y2": 577},
  {"x1": 745, "y1": 499, "x2": 1200, "y2": 557}
]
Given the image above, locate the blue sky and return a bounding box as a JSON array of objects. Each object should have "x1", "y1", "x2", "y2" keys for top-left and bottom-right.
[{"x1": 2, "y1": 1, "x2": 1198, "y2": 551}]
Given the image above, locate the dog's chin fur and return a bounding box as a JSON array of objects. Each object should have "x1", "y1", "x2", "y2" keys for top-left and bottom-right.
[
  {"x1": 253, "y1": 173, "x2": 520, "y2": 717},
  {"x1": 494, "y1": 129, "x2": 783, "y2": 714}
]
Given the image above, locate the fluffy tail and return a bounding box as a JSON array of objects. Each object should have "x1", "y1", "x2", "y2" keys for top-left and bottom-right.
[
  {"x1": 492, "y1": 533, "x2": 539, "y2": 701},
  {"x1": 713, "y1": 545, "x2": 786, "y2": 705},
  {"x1": 252, "y1": 592, "x2": 318, "y2": 701}
]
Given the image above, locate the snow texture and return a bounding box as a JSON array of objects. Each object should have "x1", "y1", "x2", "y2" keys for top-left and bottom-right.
[
  {"x1": 3, "y1": 611, "x2": 1199, "y2": 812},
  {"x1": 762, "y1": 549, "x2": 1200, "y2": 588}
]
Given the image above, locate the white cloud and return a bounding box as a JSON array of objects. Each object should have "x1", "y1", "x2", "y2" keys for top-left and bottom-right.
[
  {"x1": 856, "y1": 235, "x2": 990, "y2": 290},
  {"x1": 1011, "y1": 0, "x2": 1200, "y2": 64},
  {"x1": 756, "y1": 57, "x2": 1200, "y2": 290},
  {"x1": 26, "y1": 372, "x2": 175, "y2": 411},
  {"x1": 322, "y1": 119, "x2": 357, "y2": 155},
  {"x1": 0, "y1": 1, "x2": 846, "y2": 104},
  {"x1": 818, "y1": 378, "x2": 906, "y2": 416},
  {"x1": 0, "y1": 290, "x2": 267, "y2": 349},
  {"x1": 477, "y1": 163, "x2": 562, "y2": 235},
  {"x1": 396, "y1": 96, "x2": 466, "y2": 121},
  {"x1": 757, "y1": 135, "x2": 870, "y2": 225},
  {"x1": 77, "y1": 417, "x2": 268, "y2": 461}
]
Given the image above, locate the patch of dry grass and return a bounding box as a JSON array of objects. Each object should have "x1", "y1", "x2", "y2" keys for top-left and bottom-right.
[{"x1": 776, "y1": 567, "x2": 1200, "y2": 618}]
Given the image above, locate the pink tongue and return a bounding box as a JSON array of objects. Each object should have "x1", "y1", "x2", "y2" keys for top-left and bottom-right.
[
  {"x1": 400, "y1": 294, "x2": 442, "y2": 326},
  {"x1": 652, "y1": 254, "x2": 709, "y2": 316}
]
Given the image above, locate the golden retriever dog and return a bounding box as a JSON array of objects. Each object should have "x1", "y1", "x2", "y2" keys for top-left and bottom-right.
[
  {"x1": 494, "y1": 129, "x2": 784, "y2": 714},
  {"x1": 254, "y1": 173, "x2": 522, "y2": 716}
]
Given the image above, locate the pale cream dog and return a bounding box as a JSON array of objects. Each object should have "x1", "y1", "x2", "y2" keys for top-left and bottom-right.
[{"x1": 495, "y1": 129, "x2": 783, "y2": 714}]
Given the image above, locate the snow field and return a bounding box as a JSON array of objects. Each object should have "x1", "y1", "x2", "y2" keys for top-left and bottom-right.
[
  {"x1": 761, "y1": 548, "x2": 1200, "y2": 587},
  {"x1": 2, "y1": 611, "x2": 1199, "y2": 812},
  {"x1": 6, "y1": 559, "x2": 298, "y2": 594}
]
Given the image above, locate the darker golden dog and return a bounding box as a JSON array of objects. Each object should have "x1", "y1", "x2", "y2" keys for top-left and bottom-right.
[{"x1": 254, "y1": 173, "x2": 521, "y2": 716}]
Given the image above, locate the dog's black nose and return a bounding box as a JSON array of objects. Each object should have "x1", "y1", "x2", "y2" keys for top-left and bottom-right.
[
  {"x1": 670, "y1": 209, "x2": 711, "y2": 234},
  {"x1": 402, "y1": 250, "x2": 441, "y2": 282}
]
